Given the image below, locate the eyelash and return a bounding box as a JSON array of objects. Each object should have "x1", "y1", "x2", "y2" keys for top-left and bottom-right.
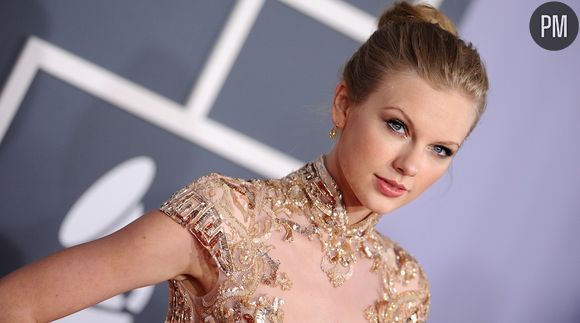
[{"x1": 385, "y1": 119, "x2": 454, "y2": 158}]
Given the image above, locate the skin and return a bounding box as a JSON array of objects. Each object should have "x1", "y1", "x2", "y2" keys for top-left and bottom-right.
[
  {"x1": 0, "y1": 210, "x2": 202, "y2": 322},
  {"x1": 325, "y1": 70, "x2": 477, "y2": 224},
  {"x1": 0, "y1": 70, "x2": 477, "y2": 322}
]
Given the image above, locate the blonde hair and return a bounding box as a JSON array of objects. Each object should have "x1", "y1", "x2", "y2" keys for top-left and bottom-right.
[{"x1": 342, "y1": 1, "x2": 489, "y2": 137}]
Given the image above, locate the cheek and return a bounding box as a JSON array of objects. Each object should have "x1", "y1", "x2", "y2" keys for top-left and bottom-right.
[
  {"x1": 338, "y1": 119, "x2": 378, "y2": 169},
  {"x1": 342, "y1": 118, "x2": 386, "y2": 156},
  {"x1": 337, "y1": 119, "x2": 396, "y2": 193},
  {"x1": 335, "y1": 119, "x2": 373, "y2": 189},
  {"x1": 411, "y1": 164, "x2": 449, "y2": 196},
  {"x1": 338, "y1": 120, "x2": 407, "y2": 182}
]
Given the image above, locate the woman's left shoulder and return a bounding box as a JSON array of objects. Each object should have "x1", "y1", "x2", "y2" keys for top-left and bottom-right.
[
  {"x1": 372, "y1": 230, "x2": 430, "y2": 290},
  {"x1": 365, "y1": 230, "x2": 431, "y2": 321}
]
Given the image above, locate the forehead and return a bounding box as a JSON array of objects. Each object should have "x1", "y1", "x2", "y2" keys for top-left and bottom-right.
[{"x1": 368, "y1": 71, "x2": 476, "y2": 143}]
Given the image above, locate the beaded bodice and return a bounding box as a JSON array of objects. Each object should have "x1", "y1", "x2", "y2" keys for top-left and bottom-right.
[{"x1": 159, "y1": 156, "x2": 430, "y2": 322}]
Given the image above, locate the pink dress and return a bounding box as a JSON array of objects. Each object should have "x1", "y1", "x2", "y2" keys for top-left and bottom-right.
[{"x1": 159, "y1": 156, "x2": 430, "y2": 322}]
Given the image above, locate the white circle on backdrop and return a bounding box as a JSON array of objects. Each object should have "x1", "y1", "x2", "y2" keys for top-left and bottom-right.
[
  {"x1": 55, "y1": 156, "x2": 157, "y2": 323},
  {"x1": 59, "y1": 156, "x2": 156, "y2": 246}
]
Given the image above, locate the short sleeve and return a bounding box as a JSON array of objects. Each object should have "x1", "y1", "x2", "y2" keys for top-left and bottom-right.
[
  {"x1": 415, "y1": 290, "x2": 430, "y2": 323},
  {"x1": 159, "y1": 174, "x2": 234, "y2": 276},
  {"x1": 391, "y1": 244, "x2": 431, "y2": 323},
  {"x1": 365, "y1": 231, "x2": 431, "y2": 322}
]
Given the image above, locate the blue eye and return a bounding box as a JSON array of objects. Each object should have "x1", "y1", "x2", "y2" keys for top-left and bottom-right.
[
  {"x1": 386, "y1": 119, "x2": 406, "y2": 135},
  {"x1": 433, "y1": 145, "x2": 453, "y2": 157}
]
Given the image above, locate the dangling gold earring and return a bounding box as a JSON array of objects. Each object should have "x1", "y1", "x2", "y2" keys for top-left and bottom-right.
[{"x1": 328, "y1": 126, "x2": 337, "y2": 139}]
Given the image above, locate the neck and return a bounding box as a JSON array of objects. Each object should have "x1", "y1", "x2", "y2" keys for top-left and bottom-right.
[
  {"x1": 346, "y1": 206, "x2": 375, "y2": 226},
  {"x1": 322, "y1": 152, "x2": 374, "y2": 226}
]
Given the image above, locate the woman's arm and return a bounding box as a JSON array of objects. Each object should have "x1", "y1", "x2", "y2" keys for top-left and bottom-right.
[{"x1": 0, "y1": 210, "x2": 203, "y2": 322}]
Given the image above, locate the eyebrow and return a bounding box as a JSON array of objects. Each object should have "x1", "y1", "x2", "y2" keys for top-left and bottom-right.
[{"x1": 382, "y1": 106, "x2": 461, "y2": 148}]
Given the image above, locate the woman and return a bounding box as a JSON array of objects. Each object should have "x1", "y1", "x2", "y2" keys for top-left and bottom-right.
[{"x1": 0, "y1": 1, "x2": 488, "y2": 322}]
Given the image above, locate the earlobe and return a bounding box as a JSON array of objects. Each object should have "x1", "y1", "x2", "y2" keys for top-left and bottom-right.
[{"x1": 331, "y1": 81, "x2": 350, "y2": 128}]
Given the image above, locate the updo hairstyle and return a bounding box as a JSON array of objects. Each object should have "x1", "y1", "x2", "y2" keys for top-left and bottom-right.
[{"x1": 342, "y1": 1, "x2": 489, "y2": 137}]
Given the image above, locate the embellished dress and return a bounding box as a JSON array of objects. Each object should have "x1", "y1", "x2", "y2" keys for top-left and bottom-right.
[{"x1": 159, "y1": 156, "x2": 430, "y2": 322}]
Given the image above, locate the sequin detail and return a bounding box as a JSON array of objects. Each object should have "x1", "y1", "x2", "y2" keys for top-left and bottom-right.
[
  {"x1": 160, "y1": 188, "x2": 233, "y2": 276},
  {"x1": 159, "y1": 156, "x2": 430, "y2": 322}
]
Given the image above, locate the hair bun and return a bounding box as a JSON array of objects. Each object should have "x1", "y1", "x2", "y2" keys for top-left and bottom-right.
[{"x1": 378, "y1": 1, "x2": 458, "y2": 36}]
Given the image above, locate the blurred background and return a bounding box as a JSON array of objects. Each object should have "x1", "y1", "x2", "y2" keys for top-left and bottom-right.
[{"x1": 0, "y1": 0, "x2": 579, "y2": 322}]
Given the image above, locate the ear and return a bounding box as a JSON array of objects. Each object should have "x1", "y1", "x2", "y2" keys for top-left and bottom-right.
[{"x1": 331, "y1": 81, "x2": 351, "y2": 129}]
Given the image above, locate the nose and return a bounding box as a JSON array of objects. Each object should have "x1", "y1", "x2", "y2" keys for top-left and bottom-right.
[{"x1": 392, "y1": 145, "x2": 420, "y2": 177}]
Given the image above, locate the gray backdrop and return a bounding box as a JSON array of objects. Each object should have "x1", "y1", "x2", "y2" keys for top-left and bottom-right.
[{"x1": 1, "y1": 0, "x2": 579, "y2": 322}]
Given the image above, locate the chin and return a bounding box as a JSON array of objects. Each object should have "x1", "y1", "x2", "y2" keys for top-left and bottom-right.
[
  {"x1": 365, "y1": 191, "x2": 408, "y2": 215},
  {"x1": 374, "y1": 203, "x2": 399, "y2": 215}
]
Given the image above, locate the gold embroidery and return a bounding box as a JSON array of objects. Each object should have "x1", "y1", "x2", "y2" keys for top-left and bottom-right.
[
  {"x1": 160, "y1": 184, "x2": 233, "y2": 276},
  {"x1": 159, "y1": 157, "x2": 430, "y2": 322},
  {"x1": 165, "y1": 279, "x2": 193, "y2": 323},
  {"x1": 362, "y1": 231, "x2": 431, "y2": 323},
  {"x1": 294, "y1": 158, "x2": 382, "y2": 287}
]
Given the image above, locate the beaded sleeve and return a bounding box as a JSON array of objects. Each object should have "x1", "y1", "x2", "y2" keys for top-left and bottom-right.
[
  {"x1": 159, "y1": 174, "x2": 234, "y2": 275},
  {"x1": 159, "y1": 173, "x2": 289, "y2": 322}
]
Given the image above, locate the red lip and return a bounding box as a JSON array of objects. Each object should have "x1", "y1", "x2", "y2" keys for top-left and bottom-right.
[
  {"x1": 376, "y1": 175, "x2": 407, "y2": 191},
  {"x1": 375, "y1": 175, "x2": 408, "y2": 198}
]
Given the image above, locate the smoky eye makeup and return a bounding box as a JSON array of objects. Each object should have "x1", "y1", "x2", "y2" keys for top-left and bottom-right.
[
  {"x1": 432, "y1": 145, "x2": 454, "y2": 157},
  {"x1": 385, "y1": 118, "x2": 408, "y2": 136},
  {"x1": 385, "y1": 117, "x2": 455, "y2": 158}
]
